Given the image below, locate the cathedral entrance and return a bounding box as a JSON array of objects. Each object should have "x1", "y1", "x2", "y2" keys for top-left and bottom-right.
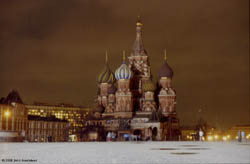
[
  {"x1": 152, "y1": 127, "x2": 158, "y2": 141},
  {"x1": 133, "y1": 129, "x2": 142, "y2": 141},
  {"x1": 106, "y1": 131, "x2": 117, "y2": 141}
]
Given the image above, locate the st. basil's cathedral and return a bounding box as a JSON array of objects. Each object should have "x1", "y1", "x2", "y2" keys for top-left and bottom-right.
[{"x1": 84, "y1": 18, "x2": 180, "y2": 141}]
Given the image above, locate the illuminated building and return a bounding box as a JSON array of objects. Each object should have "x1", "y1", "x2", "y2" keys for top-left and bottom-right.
[
  {"x1": 85, "y1": 18, "x2": 180, "y2": 141},
  {"x1": 226, "y1": 124, "x2": 250, "y2": 140},
  {"x1": 25, "y1": 103, "x2": 89, "y2": 137},
  {"x1": 27, "y1": 115, "x2": 68, "y2": 142},
  {"x1": 1, "y1": 90, "x2": 89, "y2": 142},
  {"x1": 180, "y1": 126, "x2": 197, "y2": 141},
  {"x1": 0, "y1": 90, "x2": 28, "y2": 141}
]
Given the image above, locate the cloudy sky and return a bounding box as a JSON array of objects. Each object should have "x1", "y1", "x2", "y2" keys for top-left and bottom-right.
[{"x1": 0, "y1": 0, "x2": 249, "y2": 128}]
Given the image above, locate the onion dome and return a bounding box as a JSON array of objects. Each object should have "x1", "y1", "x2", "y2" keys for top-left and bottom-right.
[
  {"x1": 97, "y1": 65, "x2": 115, "y2": 83},
  {"x1": 115, "y1": 51, "x2": 133, "y2": 80},
  {"x1": 115, "y1": 62, "x2": 133, "y2": 80},
  {"x1": 143, "y1": 80, "x2": 156, "y2": 92},
  {"x1": 93, "y1": 105, "x2": 104, "y2": 113},
  {"x1": 108, "y1": 84, "x2": 117, "y2": 94},
  {"x1": 97, "y1": 52, "x2": 116, "y2": 84},
  {"x1": 158, "y1": 50, "x2": 174, "y2": 78}
]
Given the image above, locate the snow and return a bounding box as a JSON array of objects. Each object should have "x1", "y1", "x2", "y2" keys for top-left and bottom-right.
[{"x1": 0, "y1": 141, "x2": 249, "y2": 164}]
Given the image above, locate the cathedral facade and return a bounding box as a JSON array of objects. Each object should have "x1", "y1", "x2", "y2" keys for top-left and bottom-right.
[{"x1": 84, "y1": 19, "x2": 180, "y2": 141}]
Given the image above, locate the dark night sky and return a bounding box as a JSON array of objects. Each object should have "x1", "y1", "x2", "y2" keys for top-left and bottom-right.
[{"x1": 0, "y1": 0, "x2": 249, "y2": 129}]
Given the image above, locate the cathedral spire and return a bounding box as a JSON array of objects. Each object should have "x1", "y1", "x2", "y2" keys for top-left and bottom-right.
[
  {"x1": 131, "y1": 16, "x2": 147, "y2": 56},
  {"x1": 164, "y1": 49, "x2": 167, "y2": 61},
  {"x1": 123, "y1": 50, "x2": 126, "y2": 63},
  {"x1": 105, "y1": 50, "x2": 108, "y2": 64},
  {"x1": 136, "y1": 16, "x2": 143, "y2": 27}
]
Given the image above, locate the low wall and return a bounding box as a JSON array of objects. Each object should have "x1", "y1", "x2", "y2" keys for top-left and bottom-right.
[{"x1": 0, "y1": 131, "x2": 23, "y2": 142}]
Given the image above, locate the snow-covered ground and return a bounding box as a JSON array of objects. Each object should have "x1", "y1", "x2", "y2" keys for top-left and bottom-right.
[{"x1": 0, "y1": 141, "x2": 249, "y2": 164}]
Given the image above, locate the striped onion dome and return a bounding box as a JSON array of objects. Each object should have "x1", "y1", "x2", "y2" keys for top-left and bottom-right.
[
  {"x1": 97, "y1": 65, "x2": 115, "y2": 84},
  {"x1": 143, "y1": 80, "x2": 156, "y2": 92},
  {"x1": 115, "y1": 61, "x2": 133, "y2": 80}
]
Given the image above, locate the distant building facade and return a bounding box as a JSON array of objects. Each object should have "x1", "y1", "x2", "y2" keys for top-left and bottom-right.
[
  {"x1": 0, "y1": 90, "x2": 88, "y2": 142},
  {"x1": 85, "y1": 18, "x2": 180, "y2": 141},
  {"x1": 27, "y1": 115, "x2": 68, "y2": 142},
  {"x1": 0, "y1": 104, "x2": 27, "y2": 133},
  {"x1": 25, "y1": 103, "x2": 89, "y2": 139},
  {"x1": 226, "y1": 124, "x2": 250, "y2": 140},
  {"x1": 0, "y1": 90, "x2": 28, "y2": 141},
  {"x1": 180, "y1": 126, "x2": 197, "y2": 141}
]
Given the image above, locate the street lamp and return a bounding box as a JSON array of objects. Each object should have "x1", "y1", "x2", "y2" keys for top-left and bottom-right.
[
  {"x1": 5, "y1": 110, "x2": 10, "y2": 117},
  {"x1": 5, "y1": 107, "x2": 11, "y2": 131},
  {"x1": 207, "y1": 135, "x2": 213, "y2": 141},
  {"x1": 222, "y1": 136, "x2": 227, "y2": 141}
]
